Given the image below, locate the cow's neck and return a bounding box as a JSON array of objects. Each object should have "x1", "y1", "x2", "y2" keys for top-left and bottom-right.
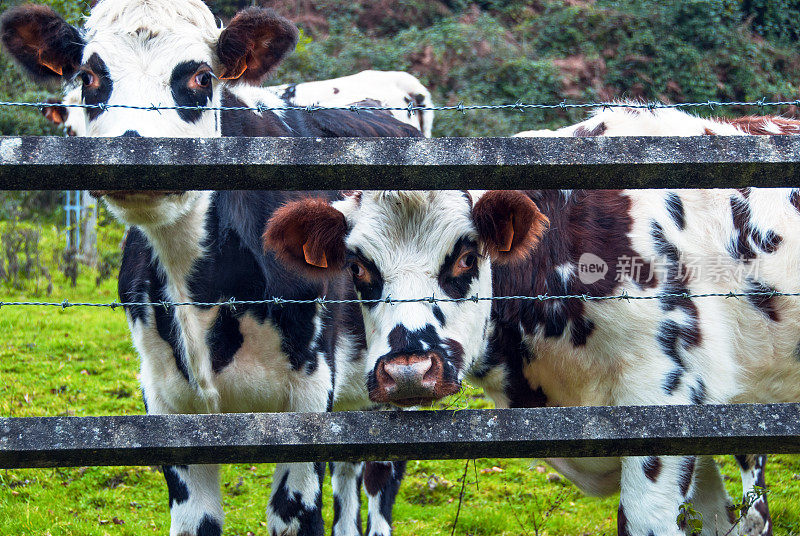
[
  {"x1": 523, "y1": 189, "x2": 576, "y2": 272},
  {"x1": 136, "y1": 191, "x2": 221, "y2": 411},
  {"x1": 219, "y1": 85, "x2": 299, "y2": 136},
  {"x1": 491, "y1": 188, "x2": 639, "y2": 347},
  {"x1": 139, "y1": 192, "x2": 212, "y2": 301}
]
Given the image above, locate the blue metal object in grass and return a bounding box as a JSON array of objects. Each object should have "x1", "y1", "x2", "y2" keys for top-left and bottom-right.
[{"x1": 64, "y1": 190, "x2": 81, "y2": 250}]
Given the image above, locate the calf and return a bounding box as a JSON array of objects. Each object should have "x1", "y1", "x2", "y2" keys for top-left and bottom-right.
[
  {"x1": 265, "y1": 190, "x2": 545, "y2": 406},
  {"x1": 43, "y1": 70, "x2": 434, "y2": 137},
  {"x1": 265, "y1": 107, "x2": 800, "y2": 536},
  {"x1": 2, "y1": 2, "x2": 421, "y2": 536},
  {"x1": 270, "y1": 70, "x2": 434, "y2": 137},
  {"x1": 509, "y1": 107, "x2": 800, "y2": 535}
]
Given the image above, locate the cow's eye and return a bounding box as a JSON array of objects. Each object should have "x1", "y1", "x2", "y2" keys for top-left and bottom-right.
[
  {"x1": 453, "y1": 251, "x2": 478, "y2": 276},
  {"x1": 188, "y1": 67, "x2": 214, "y2": 91},
  {"x1": 194, "y1": 71, "x2": 212, "y2": 88},
  {"x1": 351, "y1": 261, "x2": 368, "y2": 281},
  {"x1": 79, "y1": 70, "x2": 97, "y2": 89}
]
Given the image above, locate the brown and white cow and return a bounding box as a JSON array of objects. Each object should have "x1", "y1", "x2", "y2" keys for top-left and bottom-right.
[
  {"x1": 265, "y1": 107, "x2": 800, "y2": 536},
  {"x1": 1, "y1": 2, "x2": 423, "y2": 536}
]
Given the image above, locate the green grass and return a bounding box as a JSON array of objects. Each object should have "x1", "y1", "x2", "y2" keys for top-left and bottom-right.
[{"x1": 2, "y1": 224, "x2": 800, "y2": 535}]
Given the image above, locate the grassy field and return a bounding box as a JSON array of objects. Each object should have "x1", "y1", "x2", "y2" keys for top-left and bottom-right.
[{"x1": 2, "y1": 223, "x2": 800, "y2": 535}]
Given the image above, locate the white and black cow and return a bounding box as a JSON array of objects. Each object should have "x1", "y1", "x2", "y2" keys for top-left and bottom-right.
[
  {"x1": 43, "y1": 69, "x2": 435, "y2": 137},
  {"x1": 264, "y1": 190, "x2": 546, "y2": 408},
  {"x1": 1, "y1": 2, "x2": 422, "y2": 536},
  {"x1": 270, "y1": 70, "x2": 434, "y2": 137},
  {"x1": 264, "y1": 107, "x2": 800, "y2": 536}
]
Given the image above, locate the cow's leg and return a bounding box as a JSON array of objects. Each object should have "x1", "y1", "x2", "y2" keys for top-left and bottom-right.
[
  {"x1": 268, "y1": 462, "x2": 326, "y2": 536},
  {"x1": 685, "y1": 456, "x2": 736, "y2": 536},
  {"x1": 618, "y1": 455, "x2": 698, "y2": 536},
  {"x1": 145, "y1": 386, "x2": 224, "y2": 536},
  {"x1": 363, "y1": 461, "x2": 406, "y2": 536},
  {"x1": 330, "y1": 461, "x2": 364, "y2": 536},
  {"x1": 163, "y1": 464, "x2": 224, "y2": 536},
  {"x1": 735, "y1": 455, "x2": 771, "y2": 536},
  {"x1": 268, "y1": 363, "x2": 331, "y2": 536}
]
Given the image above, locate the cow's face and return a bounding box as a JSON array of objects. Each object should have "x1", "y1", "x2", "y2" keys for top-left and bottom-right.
[
  {"x1": 264, "y1": 191, "x2": 548, "y2": 407},
  {"x1": 1, "y1": 0, "x2": 297, "y2": 225}
]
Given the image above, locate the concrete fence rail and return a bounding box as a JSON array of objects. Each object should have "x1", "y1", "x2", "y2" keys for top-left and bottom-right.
[
  {"x1": 0, "y1": 135, "x2": 799, "y2": 190},
  {"x1": 2, "y1": 404, "x2": 800, "y2": 469}
]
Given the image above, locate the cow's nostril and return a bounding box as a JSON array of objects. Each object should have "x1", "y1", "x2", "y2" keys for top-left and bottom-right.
[
  {"x1": 376, "y1": 360, "x2": 396, "y2": 389},
  {"x1": 383, "y1": 355, "x2": 433, "y2": 386},
  {"x1": 422, "y1": 356, "x2": 441, "y2": 384},
  {"x1": 370, "y1": 352, "x2": 455, "y2": 406}
]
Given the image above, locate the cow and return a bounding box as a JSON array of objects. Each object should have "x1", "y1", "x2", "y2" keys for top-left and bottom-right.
[
  {"x1": 42, "y1": 69, "x2": 434, "y2": 137},
  {"x1": 264, "y1": 107, "x2": 800, "y2": 536},
  {"x1": 1, "y1": 2, "x2": 423, "y2": 536},
  {"x1": 270, "y1": 70, "x2": 434, "y2": 137}
]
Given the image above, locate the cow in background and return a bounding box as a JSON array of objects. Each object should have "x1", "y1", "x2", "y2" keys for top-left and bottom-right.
[
  {"x1": 42, "y1": 70, "x2": 434, "y2": 137},
  {"x1": 514, "y1": 106, "x2": 800, "y2": 138},
  {"x1": 265, "y1": 107, "x2": 800, "y2": 536},
  {"x1": 1, "y1": 1, "x2": 421, "y2": 535},
  {"x1": 270, "y1": 70, "x2": 434, "y2": 137}
]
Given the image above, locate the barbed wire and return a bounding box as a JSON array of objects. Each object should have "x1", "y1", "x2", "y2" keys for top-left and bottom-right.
[
  {"x1": 1, "y1": 290, "x2": 798, "y2": 310},
  {"x1": 5, "y1": 98, "x2": 800, "y2": 115}
]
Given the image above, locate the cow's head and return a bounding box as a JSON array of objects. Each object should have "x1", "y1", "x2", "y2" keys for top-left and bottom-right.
[
  {"x1": 264, "y1": 191, "x2": 548, "y2": 407},
  {"x1": 1, "y1": 0, "x2": 297, "y2": 226}
]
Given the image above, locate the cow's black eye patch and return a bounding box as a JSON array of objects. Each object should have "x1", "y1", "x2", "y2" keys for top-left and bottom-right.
[
  {"x1": 170, "y1": 61, "x2": 213, "y2": 123},
  {"x1": 347, "y1": 249, "x2": 383, "y2": 308},
  {"x1": 438, "y1": 236, "x2": 480, "y2": 299},
  {"x1": 80, "y1": 53, "x2": 112, "y2": 121}
]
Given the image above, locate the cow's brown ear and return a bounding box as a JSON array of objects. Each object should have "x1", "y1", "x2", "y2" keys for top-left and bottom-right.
[
  {"x1": 42, "y1": 97, "x2": 67, "y2": 125},
  {"x1": 264, "y1": 198, "x2": 348, "y2": 279},
  {"x1": 1, "y1": 5, "x2": 83, "y2": 82},
  {"x1": 217, "y1": 7, "x2": 297, "y2": 84},
  {"x1": 472, "y1": 190, "x2": 548, "y2": 264}
]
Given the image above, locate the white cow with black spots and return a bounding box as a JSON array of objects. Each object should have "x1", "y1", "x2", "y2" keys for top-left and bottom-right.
[
  {"x1": 265, "y1": 107, "x2": 800, "y2": 536},
  {"x1": 1, "y1": 1, "x2": 424, "y2": 535},
  {"x1": 269, "y1": 70, "x2": 434, "y2": 137}
]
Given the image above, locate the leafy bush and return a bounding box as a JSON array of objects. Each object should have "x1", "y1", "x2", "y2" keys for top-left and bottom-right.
[
  {"x1": 0, "y1": 220, "x2": 52, "y2": 294},
  {"x1": 271, "y1": 0, "x2": 800, "y2": 134},
  {"x1": 742, "y1": 0, "x2": 800, "y2": 45}
]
